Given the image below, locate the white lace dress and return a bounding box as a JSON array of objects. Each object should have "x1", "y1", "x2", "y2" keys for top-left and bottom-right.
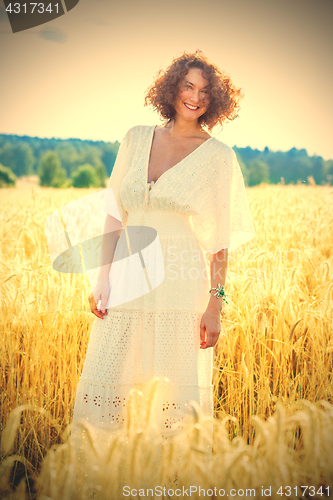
[{"x1": 72, "y1": 125, "x2": 255, "y2": 437}]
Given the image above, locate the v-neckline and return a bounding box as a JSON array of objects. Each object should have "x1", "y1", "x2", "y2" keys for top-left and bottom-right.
[{"x1": 145, "y1": 125, "x2": 215, "y2": 186}]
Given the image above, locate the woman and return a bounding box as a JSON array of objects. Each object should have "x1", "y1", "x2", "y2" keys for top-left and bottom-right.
[{"x1": 72, "y1": 51, "x2": 255, "y2": 439}]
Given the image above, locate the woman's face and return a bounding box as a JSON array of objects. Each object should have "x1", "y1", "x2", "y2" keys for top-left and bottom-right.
[{"x1": 173, "y1": 67, "x2": 210, "y2": 124}]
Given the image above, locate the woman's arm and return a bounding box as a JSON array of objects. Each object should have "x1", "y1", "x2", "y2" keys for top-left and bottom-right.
[
  {"x1": 96, "y1": 213, "x2": 123, "y2": 283},
  {"x1": 207, "y1": 248, "x2": 228, "y2": 312},
  {"x1": 88, "y1": 213, "x2": 123, "y2": 318},
  {"x1": 200, "y1": 248, "x2": 228, "y2": 349}
]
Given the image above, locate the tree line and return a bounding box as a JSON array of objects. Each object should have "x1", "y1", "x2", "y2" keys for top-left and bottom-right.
[
  {"x1": 0, "y1": 133, "x2": 332, "y2": 188},
  {"x1": 234, "y1": 146, "x2": 333, "y2": 186},
  {"x1": 0, "y1": 134, "x2": 119, "y2": 188}
]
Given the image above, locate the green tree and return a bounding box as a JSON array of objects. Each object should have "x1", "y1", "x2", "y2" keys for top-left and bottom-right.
[
  {"x1": 236, "y1": 154, "x2": 249, "y2": 185},
  {"x1": 0, "y1": 142, "x2": 34, "y2": 176},
  {"x1": 102, "y1": 143, "x2": 118, "y2": 176},
  {"x1": 51, "y1": 168, "x2": 68, "y2": 188},
  {"x1": 95, "y1": 162, "x2": 108, "y2": 187},
  {"x1": 247, "y1": 159, "x2": 270, "y2": 186},
  {"x1": 81, "y1": 146, "x2": 103, "y2": 166},
  {"x1": 324, "y1": 159, "x2": 333, "y2": 185},
  {"x1": 38, "y1": 151, "x2": 67, "y2": 187},
  {"x1": 311, "y1": 155, "x2": 324, "y2": 184},
  {"x1": 71, "y1": 164, "x2": 100, "y2": 188},
  {"x1": 14, "y1": 143, "x2": 34, "y2": 176},
  {"x1": 55, "y1": 143, "x2": 81, "y2": 176},
  {"x1": 0, "y1": 163, "x2": 17, "y2": 187}
]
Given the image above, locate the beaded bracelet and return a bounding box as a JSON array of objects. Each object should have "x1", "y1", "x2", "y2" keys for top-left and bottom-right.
[{"x1": 209, "y1": 283, "x2": 228, "y2": 304}]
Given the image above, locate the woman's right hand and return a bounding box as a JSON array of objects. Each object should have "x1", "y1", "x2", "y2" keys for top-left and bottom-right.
[{"x1": 88, "y1": 280, "x2": 110, "y2": 319}]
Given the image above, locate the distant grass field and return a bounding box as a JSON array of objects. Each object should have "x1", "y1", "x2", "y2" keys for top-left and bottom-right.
[{"x1": 1, "y1": 183, "x2": 333, "y2": 498}]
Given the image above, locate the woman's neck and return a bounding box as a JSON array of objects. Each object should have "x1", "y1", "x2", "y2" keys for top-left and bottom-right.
[{"x1": 164, "y1": 118, "x2": 206, "y2": 139}]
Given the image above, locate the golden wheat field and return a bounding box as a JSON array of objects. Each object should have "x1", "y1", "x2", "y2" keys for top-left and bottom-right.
[{"x1": 1, "y1": 183, "x2": 333, "y2": 499}]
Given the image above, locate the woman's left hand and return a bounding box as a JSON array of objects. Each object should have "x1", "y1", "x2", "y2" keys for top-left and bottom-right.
[{"x1": 199, "y1": 305, "x2": 222, "y2": 349}]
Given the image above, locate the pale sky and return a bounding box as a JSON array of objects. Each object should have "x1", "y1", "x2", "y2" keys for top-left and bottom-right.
[{"x1": 1, "y1": 0, "x2": 332, "y2": 159}]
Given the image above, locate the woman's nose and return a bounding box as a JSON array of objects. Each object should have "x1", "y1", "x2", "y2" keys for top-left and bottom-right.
[{"x1": 190, "y1": 90, "x2": 200, "y2": 103}]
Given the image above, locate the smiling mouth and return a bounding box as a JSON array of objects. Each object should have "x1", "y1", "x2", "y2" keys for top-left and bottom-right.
[{"x1": 184, "y1": 103, "x2": 200, "y2": 111}]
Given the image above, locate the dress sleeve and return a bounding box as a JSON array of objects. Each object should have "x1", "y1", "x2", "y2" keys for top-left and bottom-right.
[
  {"x1": 104, "y1": 130, "x2": 130, "y2": 227},
  {"x1": 190, "y1": 147, "x2": 255, "y2": 255},
  {"x1": 228, "y1": 148, "x2": 255, "y2": 252}
]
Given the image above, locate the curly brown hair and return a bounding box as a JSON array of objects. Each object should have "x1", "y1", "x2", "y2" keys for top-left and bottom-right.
[{"x1": 144, "y1": 50, "x2": 243, "y2": 132}]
